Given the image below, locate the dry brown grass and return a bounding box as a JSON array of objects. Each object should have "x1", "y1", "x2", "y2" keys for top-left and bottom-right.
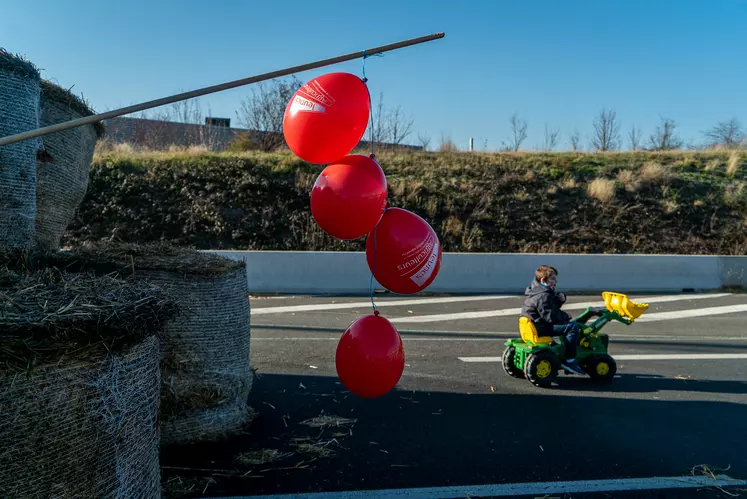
[
  {"x1": 705, "y1": 159, "x2": 721, "y2": 171},
  {"x1": 639, "y1": 161, "x2": 670, "y2": 183},
  {"x1": 438, "y1": 136, "x2": 460, "y2": 153},
  {"x1": 425, "y1": 198, "x2": 439, "y2": 218},
  {"x1": 727, "y1": 151, "x2": 741, "y2": 178},
  {"x1": 694, "y1": 199, "x2": 706, "y2": 208},
  {"x1": 389, "y1": 179, "x2": 406, "y2": 198},
  {"x1": 513, "y1": 190, "x2": 530, "y2": 201},
  {"x1": 167, "y1": 144, "x2": 210, "y2": 154},
  {"x1": 442, "y1": 216, "x2": 464, "y2": 237},
  {"x1": 587, "y1": 178, "x2": 616, "y2": 203},
  {"x1": 94, "y1": 140, "x2": 136, "y2": 155},
  {"x1": 299, "y1": 415, "x2": 356, "y2": 428},
  {"x1": 546, "y1": 185, "x2": 558, "y2": 194},
  {"x1": 405, "y1": 181, "x2": 425, "y2": 202},
  {"x1": 663, "y1": 199, "x2": 679, "y2": 214},
  {"x1": 616, "y1": 169, "x2": 640, "y2": 192},
  {"x1": 461, "y1": 225, "x2": 483, "y2": 249},
  {"x1": 561, "y1": 177, "x2": 578, "y2": 190},
  {"x1": 235, "y1": 449, "x2": 292, "y2": 466},
  {"x1": 724, "y1": 181, "x2": 745, "y2": 207},
  {"x1": 291, "y1": 441, "x2": 335, "y2": 458}
]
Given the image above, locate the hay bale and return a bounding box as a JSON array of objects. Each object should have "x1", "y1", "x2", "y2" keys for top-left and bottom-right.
[
  {"x1": 0, "y1": 49, "x2": 41, "y2": 251},
  {"x1": 0, "y1": 264, "x2": 178, "y2": 497},
  {"x1": 160, "y1": 400, "x2": 258, "y2": 445},
  {"x1": 41, "y1": 242, "x2": 255, "y2": 445},
  {"x1": 35, "y1": 80, "x2": 105, "y2": 250}
]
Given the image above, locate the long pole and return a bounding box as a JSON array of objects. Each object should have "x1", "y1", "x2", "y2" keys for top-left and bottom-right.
[{"x1": 0, "y1": 32, "x2": 444, "y2": 147}]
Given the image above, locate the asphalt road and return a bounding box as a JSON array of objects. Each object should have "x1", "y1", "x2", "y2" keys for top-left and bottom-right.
[{"x1": 161, "y1": 291, "x2": 747, "y2": 499}]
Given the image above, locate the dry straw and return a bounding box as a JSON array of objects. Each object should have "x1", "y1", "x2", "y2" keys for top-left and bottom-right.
[
  {"x1": 40, "y1": 242, "x2": 255, "y2": 445},
  {"x1": 0, "y1": 260, "x2": 178, "y2": 497},
  {"x1": 0, "y1": 48, "x2": 41, "y2": 250},
  {"x1": 35, "y1": 80, "x2": 105, "y2": 250},
  {"x1": 0, "y1": 256, "x2": 178, "y2": 369}
]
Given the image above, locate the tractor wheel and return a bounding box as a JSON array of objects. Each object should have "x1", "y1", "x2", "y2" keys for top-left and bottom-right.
[
  {"x1": 501, "y1": 346, "x2": 525, "y2": 379},
  {"x1": 524, "y1": 350, "x2": 559, "y2": 388},
  {"x1": 587, "y1": 354, "x2": 617, "y2": 383}
]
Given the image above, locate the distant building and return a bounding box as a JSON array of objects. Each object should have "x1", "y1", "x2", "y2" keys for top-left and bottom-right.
[{"x1": 102, "y1": 117, "x2": 423, "y2": 152}]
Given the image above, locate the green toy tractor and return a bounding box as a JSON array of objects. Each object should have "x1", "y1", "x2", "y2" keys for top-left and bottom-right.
[{"x1": 501, "y1": 292, "x2": 649, "y2": 388}]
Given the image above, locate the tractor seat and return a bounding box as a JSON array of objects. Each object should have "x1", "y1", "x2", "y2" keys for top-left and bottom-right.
[{"x1": 519, "y1": 316, "x2": 553, "y2": 345}]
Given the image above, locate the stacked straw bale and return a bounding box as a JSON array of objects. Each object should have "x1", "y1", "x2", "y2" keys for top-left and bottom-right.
[
  {"x1": 0, "y1": 49, "x2": 41, "y2": 250},
  {"x1": 42, "y1": 242, "x2": 255, "y2": 445},
  {"x1": 0, "y1": 260, "x2": 178, "y2": 497},
  {"x1": 35, "y1": 80, "x2": 105, "y2": 250}
]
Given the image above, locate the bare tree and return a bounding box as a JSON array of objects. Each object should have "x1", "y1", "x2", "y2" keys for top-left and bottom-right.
[
  {"x1": 629, "y1": 125, "x2": 642, "y2": 150},
  {"x1": 386, "y1": 105, "x2": 414, "y2": 146},
  {"x1": 417, "y1": 131, "x2": 432, "y2": 151},
  {"x1": 438, "y1": 132, "x2": 459, "y2": 152},
  {"x1": 169, "y1": 98, "x2": 202, "y2": 124},
  {"x1": 702, "y1": 118, "x2": 745, "y2": 149},
  {"x1": 505, "y1": 112, "x2": 528, "y2": 152},
  {"x1": 542, "y1": 123, "x2": 560, "y2": 151},
  {"x1": 236, "y1": 76, "x2": 302, "y2": 152},
  {"x1": 590, "y1": 108, "x2": 621, "y2": 152},
  {"x1": 366, "y1": 92, "x2": 390, "y2": 148},
  {"x1": 569, "y1": 129, "x2": 581, "y2": 152},
  {"x1": 136, "y1": 96, "x2": 203, "y2": 124},
  {"x1": 649, "y1": 117, "x2": 682, "y2": 150}
]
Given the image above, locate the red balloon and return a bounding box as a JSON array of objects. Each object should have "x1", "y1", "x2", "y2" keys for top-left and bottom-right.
[
  {"x1": 283, "y1": 72, "x2": 370, "y2": 165},
  {"x1": 366, "y1": 208, "x2": 442, "y2": 294},
  {"x1": 335, "y1": 313, "x2": 405, "y2": 398},
  {"x1": 310, "y1": 155, "x2": 388, "y2": 240}
]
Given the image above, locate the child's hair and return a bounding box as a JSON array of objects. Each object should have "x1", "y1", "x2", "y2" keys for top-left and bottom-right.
[{"x1": 535, "y1": 264, "x2": 558, "y2": 282}]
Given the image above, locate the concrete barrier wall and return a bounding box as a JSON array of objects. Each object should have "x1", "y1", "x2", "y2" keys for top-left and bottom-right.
[{"x1": 207, "y1": 251, "x2": 747, "y2": 295}]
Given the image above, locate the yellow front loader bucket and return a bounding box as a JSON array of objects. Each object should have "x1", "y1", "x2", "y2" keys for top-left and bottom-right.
[{"x1": 602, "y1": 292, "x2": 649, "y2": 320}]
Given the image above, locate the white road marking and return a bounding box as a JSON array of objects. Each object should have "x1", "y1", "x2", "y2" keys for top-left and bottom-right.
[
  {"x1": 389, "y1": 293, "x2": 733, "y2": 324},
  {"x1": 637, "y1": 304, "x2": 747, "y2": 322},
  {"x1": 251, "y1": 295, "x2": 516, "y2": 315},
  {"x1": 205, "y1": 474, "x2": 747, "y2": 499},
  {"x1": 252, "y1": 336, "x2": 747, "y2": 342},
  {"x1": 459, "y1": 353, "x2": 747, "y2": 362},
  {"x1": 615, "y1": 353, "x2": 747, "y2": 360}
]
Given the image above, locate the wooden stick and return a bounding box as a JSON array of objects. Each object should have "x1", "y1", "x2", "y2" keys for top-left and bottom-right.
[{"x1": 0, "y1": 32, "x2": 444, "y2": 147}]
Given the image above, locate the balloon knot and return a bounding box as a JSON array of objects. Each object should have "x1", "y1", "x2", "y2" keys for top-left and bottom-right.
[
  {"x1": 373, "y1": 310, "x2": 380, "y2": 316},
  {"x1": 362, "y1": 77, "x2": 369, "y2": 83},
  {"x1": 369, "y1": 153, "x2": 376, "y2": 160}
]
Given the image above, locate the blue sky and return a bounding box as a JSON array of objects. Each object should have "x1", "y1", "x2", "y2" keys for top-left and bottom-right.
[{"x1": 3, "y1": 0, "x2": 746, "y2": 151}]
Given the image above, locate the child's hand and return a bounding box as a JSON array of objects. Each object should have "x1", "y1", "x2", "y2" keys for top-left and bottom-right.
[{"x1": 557, "y1": 292, "x2": 567, "y2": 304}]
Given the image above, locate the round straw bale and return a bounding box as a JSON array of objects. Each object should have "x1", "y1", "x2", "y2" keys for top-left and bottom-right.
[
  {"x1": 39, "y1": 242, "x2": 255, "y2": 445},
  {"x1": 0, "y1": 266, "x2": 177, "y2": 497},
  {"x1": 160, "y1": 400, "x2": 258, "y2": 446},
  {"x1": 35, "y1": 80, "x2": 104, "y2": 250},
  {"x1": 0, "y1": 49, "x2": 41, "y2": 250}
]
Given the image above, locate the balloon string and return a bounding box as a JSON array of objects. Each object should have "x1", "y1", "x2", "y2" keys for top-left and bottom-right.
[
  {"x1": 369, "y1": 207, "x2": 388, "y2": 314},
  {"x1": 361, "y1": 49, "x2": 382, "y2": 159},
  {"x1": 363, "y1": 48, "x2": 384, "y2": 314},
  {"x1": 369, "y1": 223, "x2": 378, "y2": 313}
]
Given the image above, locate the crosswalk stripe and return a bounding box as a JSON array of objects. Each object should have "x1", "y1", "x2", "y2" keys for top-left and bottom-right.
[
  {"x1": 251, "y1": 295, "x2": 515, "y2": 315},
  {"x1": 252, "y1": 336, "x2": 747, "y2": 342},
  {"x1": 636, "y1": 304, "x2": 747, "y2": 322},
  {"x1": 205, "y1": 474, "x2": 747, "y2": 499},
  {"x1": 458, "y1": 353, "x2": 747, "y2": 362},
  {"x1": 389, "y1": 293, "x2": 732, "y2": 324}
]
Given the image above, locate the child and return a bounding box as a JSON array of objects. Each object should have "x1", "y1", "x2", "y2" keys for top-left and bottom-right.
[{"x1": 520, "y1": 265, "x2": 585, "y2": 375}]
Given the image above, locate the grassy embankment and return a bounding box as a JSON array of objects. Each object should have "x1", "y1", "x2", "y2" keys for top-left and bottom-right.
[{"x1": 65, "y1": 146, "x2": 747, "y2": 255}]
